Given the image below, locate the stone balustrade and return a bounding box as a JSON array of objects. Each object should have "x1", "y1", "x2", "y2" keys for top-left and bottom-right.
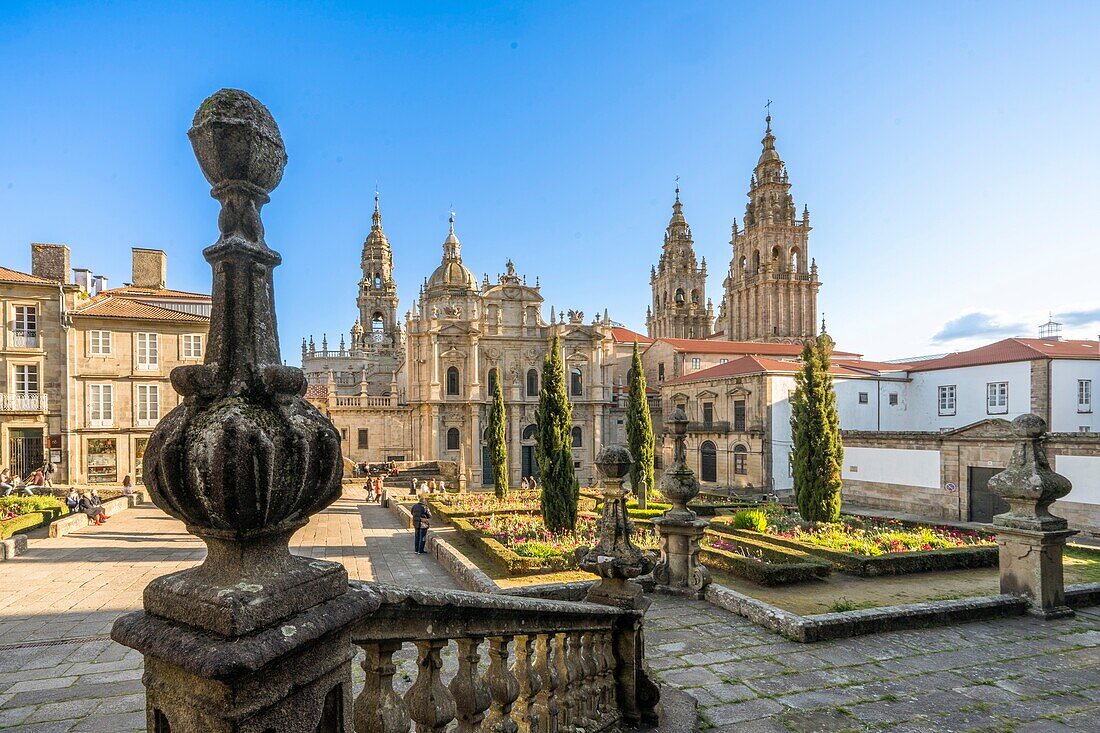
[{"x1": 349, "y1": 582, "x2": 647, "y2": 733}]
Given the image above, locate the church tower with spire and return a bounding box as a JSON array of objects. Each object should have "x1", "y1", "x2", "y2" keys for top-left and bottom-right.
[
  {"x1": 356, "y1": 193, "x2": 402, "y2": 348},
  {"x1": 647, "y1": 186, "x2": 713, "y2": 339},
  {"x1": 717, "y1": 115, "x2": 820, "y2": 343}
]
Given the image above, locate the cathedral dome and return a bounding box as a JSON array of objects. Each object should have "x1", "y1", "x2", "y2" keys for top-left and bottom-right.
[{"x1": 427, "y1": 214, "x2": 477, "y2": 291}]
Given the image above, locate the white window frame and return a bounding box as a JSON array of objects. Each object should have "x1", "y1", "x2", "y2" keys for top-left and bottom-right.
[
  {"x1": 89, "y1": 330, "x2": 112, "y2": 356},
  {"x1": 136, "y1": 333, "x2": 159, "y2": 371},
  {"x1": 986, "y1": 381, "x2": 1008, "y2": 415},
  {"x1": 13, "y1": 364, "x2": 39, "y2": 395},
  {"x1": 691, "y1": 357, "x2": 701, "y2": 370},
  {"x1": 719, "y1": 358, "x2": 729, "y2": 365},
  {"x1": 11, "y1": 304, "x2": 38, "y2": 347},
  {"x1": 938, "y1": 385, "x2": 956, "y2": 416},
  {"x1": 135, "y1": 384, "x2": 160, "y2": 427},
  {"x1": 1078, "y1": 379, "x2": 1092, "y2": 413},
  {"x1": 89, "y1": 383, "x2": 114, "y2": 428},
  {"x1": 182, "y1": 334, "x2": 204, "y2": 359}
]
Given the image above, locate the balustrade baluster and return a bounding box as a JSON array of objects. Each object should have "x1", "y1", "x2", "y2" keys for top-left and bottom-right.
[
  {"x1": 482, "y1": 636, "x2": 521, "y2": 733},
  {"x1": 582, "y1": 632, "x2": 602, "y2": 724},
  {"x1": 573, "y1": 632, "x2": 595, "y2": 728},
  {"x1": 599, "y1": 630, "x2": 617, "y2": 715},
  {"x1": 554, "y1": 632, "x2": 574, "y2": 730},
  {"x1": 449, "y1": 637, "x2": 491, "y2": 733},
  {"x1": 512, "y1": 634, "x2": 542, "y2": 733},
  {"x1": 404, "y1": 639, "x2": 455, "y2": 733},
  {"x1": 355, "y1": 641, "x2": 410, "y2": 733},
  {"x1": 532, "y1": 634, "x2": 559, "y2": 733}
]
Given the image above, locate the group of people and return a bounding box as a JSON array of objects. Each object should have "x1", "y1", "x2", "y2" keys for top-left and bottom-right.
[
  {"x1": 1, "y1": 461, "x2": 57, "y2": 496},
  {"x1": 518, "y1": 476, "x2": 539, "y2": 491},
  {"x1": 64, "y1": 487, "x2": 110, "y2": 525},
  {"x1": 408, "y1": 477, "x2": 446, "y2": 495},
  {"x1": 363, "y1": 475, "x2": 386, "y2": 503}
]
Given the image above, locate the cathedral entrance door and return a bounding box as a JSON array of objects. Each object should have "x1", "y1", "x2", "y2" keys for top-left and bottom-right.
[
  {"x1": 522, "y1": 445, "x2": 534, "y2": 481},
  {"x1": 481, "y1": 446, "x2": 493, "y2": 486}
]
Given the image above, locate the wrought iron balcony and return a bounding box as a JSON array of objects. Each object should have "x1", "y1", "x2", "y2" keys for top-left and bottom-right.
[
  {"x1": 0, "y1": 393, "x2": 48, "y2": 413},
  {"x1": 686, "y1": 420, "x2": 731, "y2": 434},
  {"x1": 7, "y1": 330, "x2": 39, "y2": 348}
]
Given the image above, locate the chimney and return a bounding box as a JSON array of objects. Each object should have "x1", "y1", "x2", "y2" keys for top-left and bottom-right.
[
  {"x1": 30, "y1": 243, "x2": 70, "y2": 283},
  {"x1": 72, "y1": 268, "x2": 93, "y2": 293},
  {"x1": 132, "y1": 248, "x2": 167, "y2": 290},
  {"x1": 92, "y1": 275, "x2": 109, "y2": 296}
]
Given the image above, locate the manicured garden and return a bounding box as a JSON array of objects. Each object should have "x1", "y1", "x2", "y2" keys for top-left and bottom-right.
[{"x1": 0, "y1": 495, "x2": 68, "y2": 539}]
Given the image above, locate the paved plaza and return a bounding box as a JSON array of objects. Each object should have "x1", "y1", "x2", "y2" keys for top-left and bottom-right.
[{"x1": 0, "y1": 497, "x2": 1097, "y2": 731}]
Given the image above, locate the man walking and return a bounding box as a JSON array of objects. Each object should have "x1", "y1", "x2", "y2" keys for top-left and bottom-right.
[{"x1": 410, "y1": 493, "x2": 431, "y2": 555}]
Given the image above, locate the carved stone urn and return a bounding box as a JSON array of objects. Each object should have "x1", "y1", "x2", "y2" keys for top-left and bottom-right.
[
  {"x1": 139, "y1": 88, "x2": 346, "y2": 635},
  {"x1": 577, "y1": 445, "x2": 656, "y2": 609},
  {"x1": 657, "y1": 406, "x2": 701, "y2": 521},
  {"x1": 988, "y1": 414, "x2": 1073, "y2": 532}
]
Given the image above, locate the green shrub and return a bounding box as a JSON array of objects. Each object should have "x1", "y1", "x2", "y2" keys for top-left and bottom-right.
[
  {"x1": 733, "y1": 509, "x2": 768, "y2": 533},
  {"x1": 1, "y1": 509, "x2": 61, "y2": 539},
  {"x1": 512, "y1": 541, "x2": 565, "y2": 559},
  {"x1": 0, "y1": 495, "x2": 65, "y2": 515},
  {"x1": 829, "y1": 598, "x2": 857, "y2": 612}
]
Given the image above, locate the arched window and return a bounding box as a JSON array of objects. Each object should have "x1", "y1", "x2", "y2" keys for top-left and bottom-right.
[
  {"x1": 790, "y1": 248, "x2": 801, "y2": 272},
  {"x1": 691, "y1": 289, "x2": 700, "y2": 305},
  {"x1": 488, "y1": 368, "x2": 499, "y2": 395},
  {"x1": 526, "y1": 369, "x2": 539, "y2": 397},
  {"x1": 522, "y1": 424, "x2": 537, "y2": 441},
  {"x1": 371, "y1": 312, "x2": 385, "y2": 341},
  {"x1": 570, "y1": 367, "x2": 583, "y2": 397},
  {"x1": 751, "y1": 250, "x2": 760, "y2": 272},
  {"x1": 373, "y1": 273, "x2": 382, "y2": 289},
  {"x1": 700, "y1": 441, "x2": 717, "y2": 483},
  {"x1": 447, "y1": 427, "x2": 460, "y2": 451},
  {"x1": 571, "y1": 427, "x2": 582, "y2": 448},
  {"x1": 483, "y1": 427, "x2": 491, "y2": 442},
  {"x1": 733, "y1": 444, "x2": 748, "y2": 475},
  {"x1": 675, "y1": 288, "x2": 685, "y2": 304},
  {"x1": 446, "y1": 366, "x2": 460, "y2": 396},
  {"x1": 739, "y1": 256, "x2": 747, "y2": 272},
  {"x1": 771, "y1": 245, "x2": 781, "y2": 269}
]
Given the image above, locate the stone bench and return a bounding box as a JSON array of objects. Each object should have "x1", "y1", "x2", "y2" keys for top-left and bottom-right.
[{"x1": 48, "y1": 492, "x2": 146, "y2": 538}]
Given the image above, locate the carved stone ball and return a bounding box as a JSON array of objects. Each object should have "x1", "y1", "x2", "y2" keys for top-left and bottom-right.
[
  {"x1": 1013, "y1": 412, "x2": 1046, "y2": 439},
  {"x1": 668, "y1": 405, "x2": 688, "y2": 437},
  {"x1": 188, "y1": 88, "x2": 287, "y2": 194},
  {"x1": 595, "y1": 444, "x2": 634, "y2": 480}
]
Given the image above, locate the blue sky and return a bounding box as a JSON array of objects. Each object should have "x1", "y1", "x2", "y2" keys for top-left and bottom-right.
[{"x1": 1, "y1": 1, "x2": 1098, "y2": 360}]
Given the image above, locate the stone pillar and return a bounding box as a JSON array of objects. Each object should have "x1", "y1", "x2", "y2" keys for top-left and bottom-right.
[
  {"x1": 651, "y1": 407, "x2": 711, "y2": 598},
  {"x1": 576, "y1": 445, "x2": 660, "y2": 726},
  {"x1": 110, "y1": 89, "x2": 374, "y2": 732},
  {"x1": 988, "y1": 414, "x2": 1077, "y2": 619}
]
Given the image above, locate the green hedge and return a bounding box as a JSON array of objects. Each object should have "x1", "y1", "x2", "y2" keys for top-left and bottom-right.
[
  {"x1": 0, "y1": 507, "x2": 65, "y2": 539},
  {"x1": 449, "y1": 516, "x2": 573, "y2": 575},
  {"x1": 712, "y1": 526, "x2": 998, "y2": 577},
  {"x1": 700, "y1": 543, "x2": 831, "y2": 586}
]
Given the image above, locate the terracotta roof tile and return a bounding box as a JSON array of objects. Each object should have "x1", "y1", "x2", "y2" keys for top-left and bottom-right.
[
  {"x1": 907, "y1": 338, "x2": 1100, "y2": 372},
  {"x1": 610, "y1": 326, "x2": 653, "y2": 344},
  {"x1": 305, "y1": 384, "x2": 328, "y2": 399},
  {"x1": 71, "y1": 294, "x2": 208, "y2": 323},
  {"x1": 663, "y1": 354, "x2": 887, "y2": 386},
  {"x1": 0, "y1": 266, "x2": 58, "y2": 286},
  {"x1": 107, "y1": 286, "x2": 210, "y2": 299}
]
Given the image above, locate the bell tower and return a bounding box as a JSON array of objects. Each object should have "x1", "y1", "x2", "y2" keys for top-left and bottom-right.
[
  {"x1": 355, "y1": 193, "x2": 401, "y2": 348},
  {"x1": 647, "y1": 186, "x2": 713, "y2": 339},
  {"x1": 718, "y1": 115, "x2": 820, "y2": 342}
]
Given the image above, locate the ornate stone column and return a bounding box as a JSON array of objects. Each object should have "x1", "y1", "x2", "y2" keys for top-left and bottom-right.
[
  {"x1": 111, "y1": 89, "x2": 375, "y2": 732},
  {"x1": 575, "y1": 445, "x2": 660, "y2": 726},
  {"x1": 988, "y1": 414, "x2": 1077, "y2": 619},
  {"x1": 651, "y1": 407, "x2": 711, "y2": 597}
]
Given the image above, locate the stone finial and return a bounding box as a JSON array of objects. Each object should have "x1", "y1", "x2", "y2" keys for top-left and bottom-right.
[
  {"x1": 139, "y1": 89, "x2": 344, "y2": 635},
  {"x1": 988, "y1": 414, "x2": 1073, "y2": 531},
  {"x1": 658, "y1": 407, "x2": 700, "y2": 520}
]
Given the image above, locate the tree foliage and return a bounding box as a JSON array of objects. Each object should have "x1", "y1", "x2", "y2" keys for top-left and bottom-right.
[
  {"x1": 536, "y1": 333, "x2": 579, "y2": 531},
  {"x1": 626, "y1": 341, "x2": 655, "y2": 509},
  {"x1": 487, "y1": 376, "x2": 509, "y2": 499},
  {"x1": 790, "y1": 332, "x2": 844, "y2": 523}
]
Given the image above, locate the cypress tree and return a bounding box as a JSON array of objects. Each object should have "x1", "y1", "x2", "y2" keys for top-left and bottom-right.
[
  {"x1": 626, "y1": 341, "x2": 655, "y2": 510},
  {"x1": 487, "y1": 376, "x2": 509, "y2": 499},
  {"x1": 536, "y1": 332, "x2": 579, "y2": 532},
  {"x1": 790, "y1": 331, "x2": 844, "y2": 523}
]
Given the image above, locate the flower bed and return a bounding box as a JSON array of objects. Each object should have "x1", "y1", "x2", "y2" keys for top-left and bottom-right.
[
  {"x1": 452, "y1": 512, "x2": 658, "y2": 575},
  {"x1": 429, "y1": 490, "x2": 599, "y2": 521},
  {"x1": 711, "y1": 508, "x2": 998, "y2": 577},
  {"x1": 0, "y1": 496, "x2": 67, "y2": 539},
  {"x1": 701, "y1": 531, "x2": 832, "y2": 586}
]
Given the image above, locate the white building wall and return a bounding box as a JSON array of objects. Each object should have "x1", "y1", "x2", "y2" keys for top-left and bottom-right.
[
  {"x1": 1054, "y1": 455, "x2": 1100, "y2": 506},
  {"x1": 1050, "y1": 359, "x2": 1100, "y2": 433},
  {"x1": 769, "y1": 375, "x2": 796, "y2": 492},
  {"x1": 907, "y1": 362, "x2": 1032, "y2": 431},
  {"x1": 841, "y1": 447, "x2": 941, "y2": 489}
]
